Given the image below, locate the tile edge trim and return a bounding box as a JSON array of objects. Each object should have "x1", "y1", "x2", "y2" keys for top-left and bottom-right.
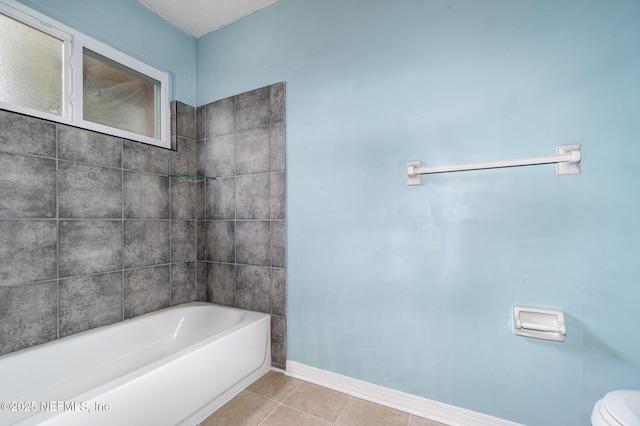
[{"x1": 284, "y1": 361, "x2": 524, "y2": 426}]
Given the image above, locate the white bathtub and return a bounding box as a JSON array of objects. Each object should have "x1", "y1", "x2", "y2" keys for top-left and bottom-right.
[{"x1": 0, "y1": 302, "x2": 271, "y2": 426}]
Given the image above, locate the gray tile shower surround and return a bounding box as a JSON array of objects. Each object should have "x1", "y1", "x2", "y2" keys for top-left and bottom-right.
[{"x1": 0, "y1": 82, "x2": 286, "y2": 368}]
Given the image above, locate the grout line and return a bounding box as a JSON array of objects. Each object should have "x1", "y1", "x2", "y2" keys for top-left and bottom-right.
[
  {"x1": 277, "y1": 403, "x2": 336, "y2": 425},
  {"x1": 203, "y1": 124, "x2": 209, "y2": 282},
  {"x1": 10, "y1": 218, "x2": 170, "y2": 222},
  {"x1": 256, "y1": 401, "x2": 280, "y2": 426},
  {"x1": 241, "y1": 377, "x2": 370, "y2": 426},
  {"x1": 334, "y1": 396, "x2": 353, "y2": 425},
  {"x1": 209, "y1": 218, "x2": 278, "y2": 222},
  {"x1": 55, "y1": 124, "x2": 60, "y2": 340},
  {"x1": 168, "y1": 173, "x2": 173, "y2": 306},
  {"x1": 257, "y1": 409, "x2": 279, "y2": 425},
  {"x1": 253, "y1": 378, "x2": 305, "y2": 426},
  {"x1": 236, "y1": 371, "x2": 426, "y2": 426},
  {"x1": 121, "y1": 138, "x2": 125, "y2": 320},
  {"x1": 0, "y1": 149, "x2": 56, "y2": 161},
  {"x1": 52, "y1": 262, "x2": 185, "y2": 283},
  {"x1": 0, "y1": 217, "x2": 58, "y2": 221},
  {"x1": 232, "y1": 97, "x2": 238, "y2": 310}
]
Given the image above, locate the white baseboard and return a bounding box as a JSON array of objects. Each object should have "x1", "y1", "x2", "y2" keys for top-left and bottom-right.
[{"x1": 285, "y1": 361, "x2": 523, "y2": 426}]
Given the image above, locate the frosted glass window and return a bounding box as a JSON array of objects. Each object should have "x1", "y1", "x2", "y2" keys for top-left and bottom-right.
[
  {"x1": 83, "y1": 49, "x2": 160, "y2": 139},
  {"x1": 0, "y1": 2, "x2": 170, "y2": 148},
  {"x1": 0, "y1": 12, "x2": 63, "y2": 116}
]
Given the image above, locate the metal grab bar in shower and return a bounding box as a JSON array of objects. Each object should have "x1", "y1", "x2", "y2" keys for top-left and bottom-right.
[{"x1": 406, "y1": 144, "x2": 581, "y2": 185}]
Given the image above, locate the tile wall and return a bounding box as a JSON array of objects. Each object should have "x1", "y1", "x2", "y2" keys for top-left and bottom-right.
[
  {"x1": 0, "y1": 82, "x2": 286, "y2": 369},
  {"x1": 197, "y1": 82, "x2": 287, "y2": 369},
  {"x1": 0, "y1": 103, "x2": 202, "y2": 355}
]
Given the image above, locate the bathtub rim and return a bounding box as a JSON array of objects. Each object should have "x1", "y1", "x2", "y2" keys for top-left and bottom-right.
[{"x1": 0, "y1": 301, "x2": 268, "y2": 362}]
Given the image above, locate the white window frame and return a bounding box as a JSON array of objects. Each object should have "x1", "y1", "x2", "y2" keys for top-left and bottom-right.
[{"x1": 0, "y1": 0, "x2": 171, "y2": 149}]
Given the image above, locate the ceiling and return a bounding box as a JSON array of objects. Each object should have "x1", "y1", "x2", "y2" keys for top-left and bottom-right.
[{"x1": 137, "y1": 0, "x2": 280, "y2": 38}]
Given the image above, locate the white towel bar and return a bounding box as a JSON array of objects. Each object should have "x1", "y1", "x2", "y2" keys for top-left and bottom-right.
[{"x1": 406, "y1": 144, "x2": 581, "y2": 185}]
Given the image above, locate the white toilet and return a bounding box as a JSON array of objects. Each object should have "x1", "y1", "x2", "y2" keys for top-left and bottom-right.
[{"x1": 592, "y1": 390, "x2": 640, "y2": 425}]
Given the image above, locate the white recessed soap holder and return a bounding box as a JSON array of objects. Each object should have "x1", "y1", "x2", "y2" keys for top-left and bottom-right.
[{"x1": 513, "y1": 305, "x2": 566, "y2": 342}]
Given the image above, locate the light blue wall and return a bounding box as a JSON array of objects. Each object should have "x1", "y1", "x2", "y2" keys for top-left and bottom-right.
[
  {"x1": 14, "y1": 0, "x2": 197, "y2": 105},
  {"x1": 8, "y1": 0, "x2": 639, "y2": 424},
  {"x1": 197, "y1": 0, "x2": 640, "y2": 425}
]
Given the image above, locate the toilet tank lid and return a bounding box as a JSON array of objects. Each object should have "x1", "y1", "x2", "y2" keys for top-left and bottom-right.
[{"x1": 604, "y1": 390, "x2": 640, "y2": 426}]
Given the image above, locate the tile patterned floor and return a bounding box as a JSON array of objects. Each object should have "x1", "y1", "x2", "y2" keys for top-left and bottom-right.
[{"x1": 200, "y1": 371, "x2": 447, "y2": 426}]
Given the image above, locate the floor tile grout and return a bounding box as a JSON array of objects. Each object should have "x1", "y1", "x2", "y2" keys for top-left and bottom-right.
[
  {"x1": 332, "y1": 395, "x2": 353, "y2": 425},
  {"x1": 250, "y1": 381, "x2": 349, "y2": 426},
  {"x1": 254, "y1": 379, "x2": 306, "y2": 426},
  {"x1": 279, "y1": 403, "x2": 334, "y2": 425},
  {"x1": 203, "y1": 371, "x2": 448, "y2": 426},
  {"x1": 256, "y1": 400, "x2": 279, "y2": 426}
]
